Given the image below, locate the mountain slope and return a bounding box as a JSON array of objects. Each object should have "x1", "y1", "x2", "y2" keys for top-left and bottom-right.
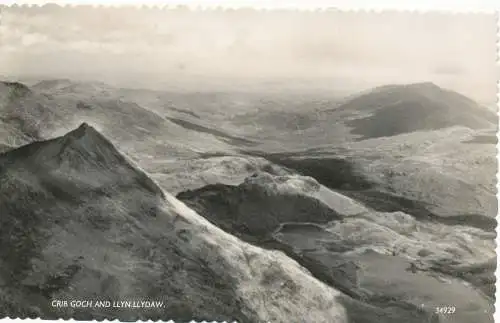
[
  {"x1": 334, "y1": 82, "x2": 496, "y2": 140},
  {"x1": 0, "y1": 80, "x2": 245, "y2": 158},
  {"x1": 0, "y1": 81, "x2": 56, "y2": 145},
  {"x1": 0, "y1": 124, "x2": 350, "y2": 322}
]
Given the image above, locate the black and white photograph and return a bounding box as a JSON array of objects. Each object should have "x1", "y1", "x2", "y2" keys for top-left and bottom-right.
[{"x1": 0, "y1": 5, "x2": 497, "y2": 323}]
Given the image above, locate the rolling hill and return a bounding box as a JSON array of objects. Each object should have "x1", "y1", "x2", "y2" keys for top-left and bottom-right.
[{"x1": 335, "y1": 82, "x2": 496, "y2": 140}]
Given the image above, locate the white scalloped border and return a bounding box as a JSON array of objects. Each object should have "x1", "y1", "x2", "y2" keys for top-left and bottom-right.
[
  {"x1": 2, "y1": 320, "x2": 239, "y2": 323},
  {"x1": 0, "y1": 0, "x2": 497, "y2": 13},
  {"x1": 0, "y1": 2, "x2": 498, "y2": 323},
  {"x1": 495, "y1": 6, "x2": 500, "y2": 323}
]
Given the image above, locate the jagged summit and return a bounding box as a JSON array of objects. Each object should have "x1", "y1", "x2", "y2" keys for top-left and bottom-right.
[
  {"x1": 0, "y1": 123, "x2": 164, "y2": 198},
  {"x1": 1, "y1": 123, "x2": 113, "y2": 164},
  {"x1": 61, "y1": 122, "x2": 111, "y2": 152},
  {"x1": 69, "y1": 122, "x2": 92, "y2": 136},
  {"x1": 55, "y1": 122, "x2": 127, "y2": 167}
]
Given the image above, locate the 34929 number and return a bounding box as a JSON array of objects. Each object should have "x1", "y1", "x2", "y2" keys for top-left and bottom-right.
[{"x1": 435, "y1": 306, "x2": 456, "y2": 314}]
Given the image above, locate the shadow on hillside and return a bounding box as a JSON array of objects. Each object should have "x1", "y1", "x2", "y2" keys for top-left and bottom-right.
[
  {"x1": 252, "y1": 151, "x2": 496, "y2": 232},
  {"x1": 165, "y1": 116, "x2": 258, "y2": 147}
]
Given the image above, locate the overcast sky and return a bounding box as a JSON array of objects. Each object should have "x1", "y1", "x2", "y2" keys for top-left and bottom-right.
[{"x1": 0, "y1": 6, "x2": 497, "y2": 103}]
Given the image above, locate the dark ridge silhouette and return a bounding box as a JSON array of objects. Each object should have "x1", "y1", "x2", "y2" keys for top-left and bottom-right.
[
  {"x1": 165, "y1": 116, "x2": 257, "y2": 147},
  {"x1": 334, "y1": 82, "x2": 495, "y2": 140}
]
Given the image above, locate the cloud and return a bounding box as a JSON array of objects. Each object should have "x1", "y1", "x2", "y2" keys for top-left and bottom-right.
[{"x1": 0, "y1": 7, "x2": 497, "y2": 102}]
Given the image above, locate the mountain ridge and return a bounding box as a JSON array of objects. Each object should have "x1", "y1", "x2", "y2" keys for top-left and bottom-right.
[
  {"x1": 0, "y1": 122, "x2": 165, "y2": 200},
  {"x1": 0, "y1": 124, "x2": 353, "y2": 322}
]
